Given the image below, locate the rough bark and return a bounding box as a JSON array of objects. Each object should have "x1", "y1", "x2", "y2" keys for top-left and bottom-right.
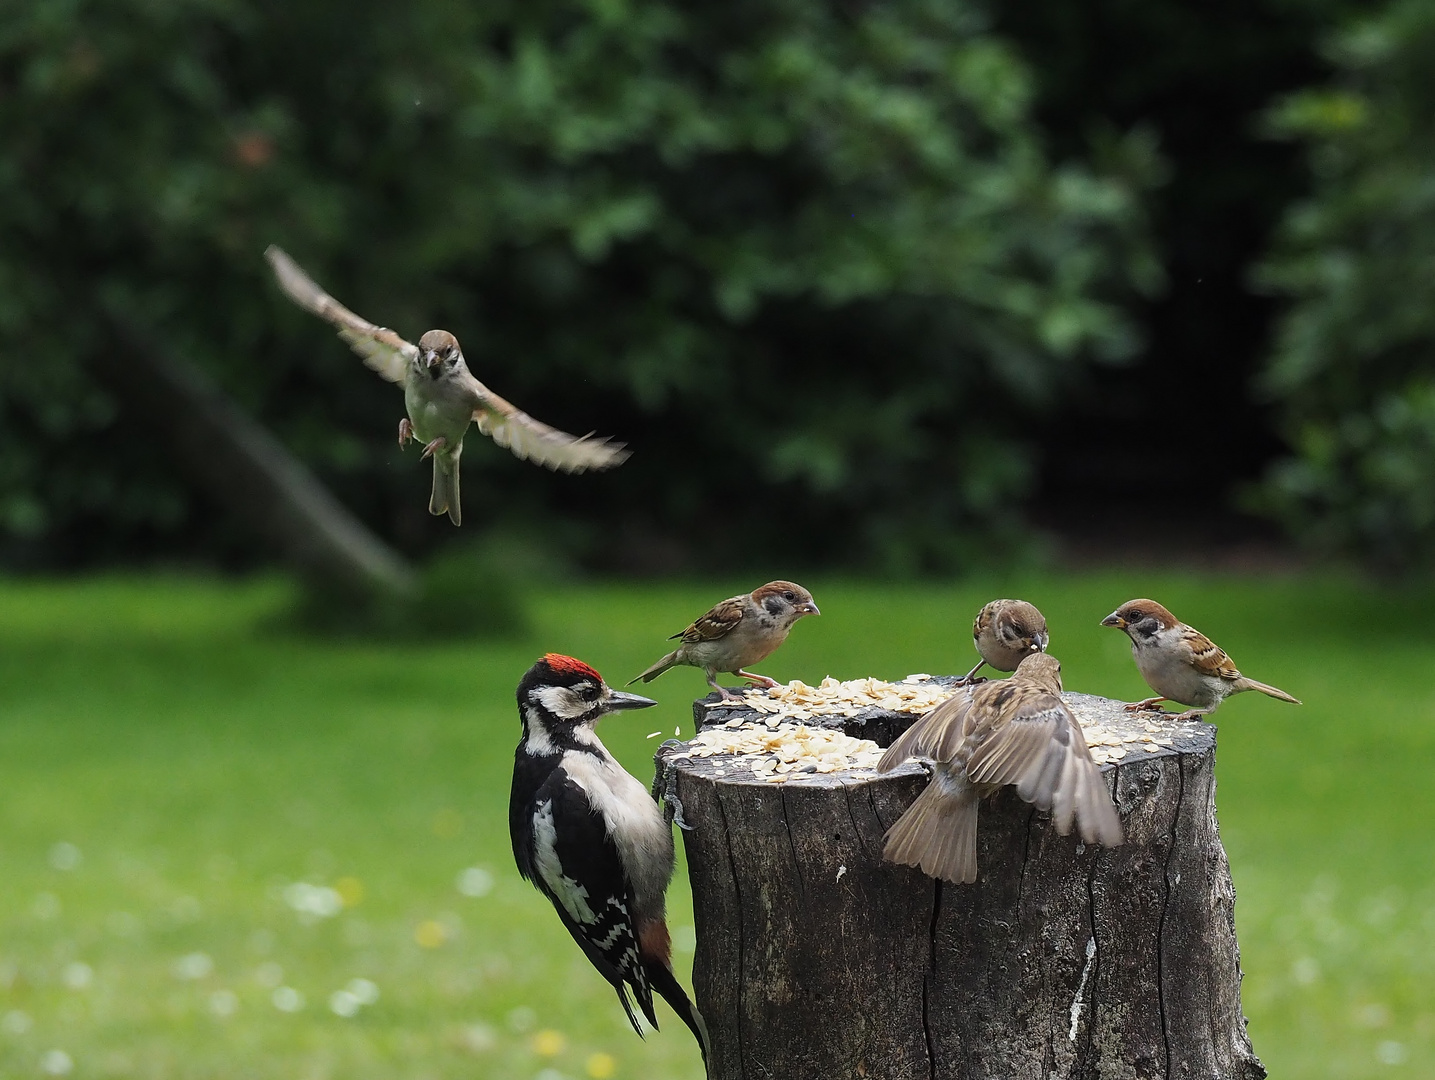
[
  {"x1": 657, "y1": 687, "x2": 1264, "y2": 1080},
  {"x1": 95, "y1": 314, "x2": 416, "y2": 599}
]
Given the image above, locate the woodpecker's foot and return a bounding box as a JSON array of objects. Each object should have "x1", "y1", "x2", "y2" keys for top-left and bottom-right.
[
  {"x1": 736, "y1": 670, "x2": 779, "y2": 689},
  {"x1": 1125, "y1": 696, "x2": 1168, "y2": 712},
  {"x1": 652, "y1": 743, "x2": 695, "y2": 831},
  {"x1": 398, "y1": 418, "x2": 414, "y2": 448},
  {"x1": 420, "y1": 436, "x2": 447, "y2": 460}
]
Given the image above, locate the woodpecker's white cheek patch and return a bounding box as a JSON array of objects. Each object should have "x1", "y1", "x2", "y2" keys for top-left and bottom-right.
[
  {"x1": 532, "y1": 685, "x2": 596, "y2": 723},
  {"x1": 531, "y1": 799, "x2": 596, "y2": 923}
]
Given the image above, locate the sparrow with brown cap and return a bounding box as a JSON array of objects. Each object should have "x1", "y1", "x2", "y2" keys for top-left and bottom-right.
[
  {"x1": 630, "y1": 582, "x2": 819, "y2": 700},
  {"x1": 265, "y1": 246, "x2": 629, "y2": 525},
  {"x1": 961, "y1": 599, "x2": 1049, "y2": 683},
  {"x1": 1101, "y1": 598, "x2": 1301, "y2": 720}
]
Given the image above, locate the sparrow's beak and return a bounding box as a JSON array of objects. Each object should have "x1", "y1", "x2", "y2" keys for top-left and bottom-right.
[
  {"x1": 604, "y1": 690, "x2": 659, "y2": 712},
  {"x1": 422, "y1": 350, "x2": 442, "y2": 370},
  {"x1": 801, "y1": 602, "x2": 820, "y2": 616},
  {"x1": 1031, "y1": 633, "x2": 1048, "y2": 653},
  {"x1": 1101, "y1": 612, "x2": 1125, "y2": 629}
]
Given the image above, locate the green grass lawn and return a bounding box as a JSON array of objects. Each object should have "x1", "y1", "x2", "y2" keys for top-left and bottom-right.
[{"x1": 1, "y1": 571, "x2": 1432, "y2": 1079}]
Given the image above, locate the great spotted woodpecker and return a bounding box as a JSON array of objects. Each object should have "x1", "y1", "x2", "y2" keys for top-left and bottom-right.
[{"x1": 509, "y1": 654, "x2": 708, "y2": 1062}]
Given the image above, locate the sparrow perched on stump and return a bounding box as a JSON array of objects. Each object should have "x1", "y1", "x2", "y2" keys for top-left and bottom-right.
[
  {"x1": 1101, "y1": 598, "x2": 1301, "y2": 720},
  {"x1": 265, "y1": 246, "x2": 629, "y2": 525},
  {"x1": 877, "y1": 652, "x2": 1122, "y2": 885},
  {"x1": 961, "y1": 599, "x2": 1049, "y2": 683},
  {"x1": 631, "y1": 581, "x2": 819, "y2": 700},
  {"x1": 509, "y1": 655, "x2": 707, "y2": 1061}
]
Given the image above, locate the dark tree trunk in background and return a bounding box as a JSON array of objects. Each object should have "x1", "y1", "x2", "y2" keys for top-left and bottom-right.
[
  {"x1": 657, "y1": 691, "x2": 1264, "y2": 1080},
  {"x1": 94, "y1": 315, "x2": 416, "y2": 600}
]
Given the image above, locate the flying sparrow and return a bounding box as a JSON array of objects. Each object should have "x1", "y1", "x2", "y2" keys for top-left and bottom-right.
[
  {"x1": 877, "y1": 652, "x2": 1122, "y2": 885},
  {"x1": 265, "y1": 246, "x2": 629, "y2": 526},
  {"x1": 630, "y1": 581, "x2": 819, "y2": 700},
  {"x1": 1101, "y1": 598, "x2": 1301, "y2": 720},
  {"x1": 961, "y1": 599, "x2": 1049, "y2": 683}
]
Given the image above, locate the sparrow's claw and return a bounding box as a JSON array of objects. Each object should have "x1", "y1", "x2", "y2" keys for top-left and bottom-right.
[
  {"x1": 420, "y1": 436, "x2": 447, "y2": 460},
  {"x1": 1124, "y1": 696, "x2": 1168, "y2": 713},
  {"x1": 736, "y1": 670, "x2": 779, "y2": 689},
  {"x1": 398, "y1": 418, "x2": 414, "y2": 448},
  {"x1": 715, "y1": 686, "x2": 747, "y2": 701},
  {"x1": 1170, "y1": 708, "x2": 1213, "y2": 722},
  {"x1": 953, "y1": 675, "x2": 989, "y2": 687}
]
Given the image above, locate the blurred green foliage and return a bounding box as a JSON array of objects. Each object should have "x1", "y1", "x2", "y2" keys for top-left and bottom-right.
[
  {"x1": 1254, "y1": 0, "x2": 1435, "y2": 571},
  {"x1": 0, "y1": 0, "x2": 1160, "y2": 573}
]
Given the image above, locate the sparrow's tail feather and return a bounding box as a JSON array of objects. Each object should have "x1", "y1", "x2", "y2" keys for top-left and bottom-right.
[
  {"x1": 644, "y1": 958, "x2": 710, "y2": 1065},
  {"x1": 882, "y1": 768, "x2": 980, "y2": 885},
  {"x1": 1236, "y1": 677, "x2": 1301, "y2": 705},
  {"x1": 630, "y1": 651, "x2": 680, "y2": 685},
  {"x1": 430, "y1": 454, "x2": 461, "y2": 526}
]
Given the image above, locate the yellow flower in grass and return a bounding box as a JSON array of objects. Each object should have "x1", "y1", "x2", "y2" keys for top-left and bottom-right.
[
  {"x1": 531, "y1": 1028, "x2": 566, "y2": 1056},
  {"x1": 586, "y1": 1051, "x2": 617, "y2": 1078},
  {"x1": 414, "y1": 920, "x2": 446, "y2": 948}
]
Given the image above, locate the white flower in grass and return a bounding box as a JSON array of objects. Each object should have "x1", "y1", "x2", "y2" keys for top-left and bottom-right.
[
  {"x1": 283, "y1": 883, "x2": 343, "y2": 920},
  {"x1": 457, "y1": 867, "x2": 494, "y2": 898},
  {"x1": 271, "y1": 987, "x2": 305, "y2": 1013},
  {"x1": 507, "y1": 1006, "x2": 536, "y2": 1033},
  {"x1": 461, "y1": 1023, "x2": 496, "y2": 1052},
  {"x1": 39, "y1": 1049, "x2": 73, "y2": 1075},
  {"x1": 329, "y1": 990, "x2": 361, "y2": 1018},
  {"x1": 1377, "y1": 1041, "x2": 1407, "y2": 1065},
  {"x1": 346, "y1": 978, "x2": 379, "y2": 1005},
  {"x1": 173, "y1": 953, "x2": 213, "y2": 980},
  {"x1": 61, "y1": 963, "x2": 92, "y2": 990},
  {"x1": 1, "y1": 1010, "x2": 33, "y2": 1035},
  {"x1": 48, "y1": 843, "x2": 82, "y2": 872},
  {"x1": 209, "y1": 990, "x2": 238, "y2": 1018}
]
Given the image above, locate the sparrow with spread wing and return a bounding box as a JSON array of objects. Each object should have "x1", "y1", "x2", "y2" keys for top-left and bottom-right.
[
  {"x1": 877, "y1": 652, "x2": 1122, "y2": 885},
  {"x1": 961, "y1": 599, "x2": 1049, "y2": 683},
  {"x1": 630, "y1": 581, "x2": 819, "y2": 700},
  {"x1": 1101, "y1": 598, "x2": 1301, "y2": 720},
  {"x1": 265, "y1": 246, "x2": 629, "y2": 526}
]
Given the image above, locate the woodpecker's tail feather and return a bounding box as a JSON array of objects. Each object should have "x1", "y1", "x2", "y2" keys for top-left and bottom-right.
[
  {"x1": 630, "y1": 651, "x2": 680, "y2": 686},
  {"x1": 1236, "y1": 677, "x2": 1301, "y2": 705},
  {"x1": 883, "y1": 768, "x2": 980, "y2": 885},
  {"x1": 645, "y1": 959, "x2": 710, "y2": 1065},
  {"x1": 430, "y1": 453, "x2": 461, "y2": 526}
]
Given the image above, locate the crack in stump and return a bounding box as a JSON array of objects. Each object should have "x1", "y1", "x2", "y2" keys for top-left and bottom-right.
[{"x1": 923, "y1": 880, "x2": 942, "y2": 1080}]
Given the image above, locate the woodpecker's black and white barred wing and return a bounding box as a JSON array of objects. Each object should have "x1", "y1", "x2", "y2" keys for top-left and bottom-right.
[
  {"x1": 515, "y1": 770, "x2": 660, "y2": 1035},
  {"x1": 265, "y1": 245, "x2": 417, "y2": 384}
]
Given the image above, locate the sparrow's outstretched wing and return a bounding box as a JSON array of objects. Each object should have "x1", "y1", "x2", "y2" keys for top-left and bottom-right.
[
  {"x1": 469, "y1": 382, "x2": 631, "y2": 474},
  {"x1": 265, "y1": 246, "x2": 416, "y2": 384}
]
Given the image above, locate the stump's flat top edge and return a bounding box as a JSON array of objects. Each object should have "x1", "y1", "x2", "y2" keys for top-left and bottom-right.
[{"x1": 669, "y1": 676, "x2": 1214, "y2": 790}]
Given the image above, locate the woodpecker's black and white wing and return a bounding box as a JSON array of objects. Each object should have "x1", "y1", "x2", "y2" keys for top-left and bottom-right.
[
  {"x1": 265, "y1": 245, "x2": 417, "y2": 383},
  {"x1": 514, "y1": 770, "x2": 659, "y2": 1035}
]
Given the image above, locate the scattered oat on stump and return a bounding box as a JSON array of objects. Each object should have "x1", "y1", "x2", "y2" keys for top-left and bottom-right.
[{"x1": 656, "y1": 676, "x2": 1265, "y2": 1080}]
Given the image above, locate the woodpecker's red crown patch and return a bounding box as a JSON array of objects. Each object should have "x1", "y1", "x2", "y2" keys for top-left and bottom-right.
[{"x1": 541, "y1": 653, "x2": 603, "y2": 683}]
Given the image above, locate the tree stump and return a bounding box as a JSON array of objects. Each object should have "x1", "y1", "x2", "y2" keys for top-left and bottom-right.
[{"x1": 655, "y1": 678, "x2": 1264, "y2": 1080}]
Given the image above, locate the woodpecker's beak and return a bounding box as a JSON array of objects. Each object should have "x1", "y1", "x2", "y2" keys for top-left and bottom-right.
[
  {"x1": 800, "y1": 601, "x2": 820, "y2": 616},
  {"x1": 604, "y1": 690, "x2": 659, "y2": 712},
  {"x1": 1101, "y1": 612, "x2": 1125, "y2": 629}
]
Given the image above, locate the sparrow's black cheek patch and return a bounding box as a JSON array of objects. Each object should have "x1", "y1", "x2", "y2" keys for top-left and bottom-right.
[{"x1": 763, "y1": 597, "x2": 784, "y2": 616}]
